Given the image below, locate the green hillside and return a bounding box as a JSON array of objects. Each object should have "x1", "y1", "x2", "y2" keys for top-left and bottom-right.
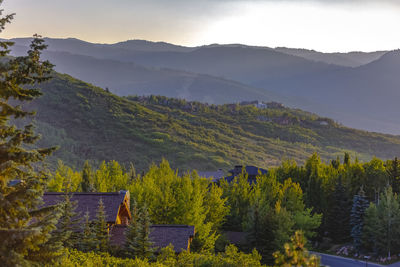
[{"x1": 29, "y1": 73, "x2": 400, "y2": 171}]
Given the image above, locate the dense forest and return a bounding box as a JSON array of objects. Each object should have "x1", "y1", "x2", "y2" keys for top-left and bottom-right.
[{"x1": 25, "y1": 72, "x2": 400, "y2": 171}]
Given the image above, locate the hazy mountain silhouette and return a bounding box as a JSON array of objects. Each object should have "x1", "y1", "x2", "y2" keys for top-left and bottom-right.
[{"x1": 9, "y1": 38, "x2": 400, "y2": 134}]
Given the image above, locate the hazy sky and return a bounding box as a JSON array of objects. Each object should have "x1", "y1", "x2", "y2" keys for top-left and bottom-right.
[{"x1": 2, "y1": 0, "x2": 400, "y2": 52}]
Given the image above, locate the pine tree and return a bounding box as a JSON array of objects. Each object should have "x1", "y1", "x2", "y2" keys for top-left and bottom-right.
[
  {"x1": 326, "y1": 178, "x2": 351, "y2": 243},
  {"x1": 53, "y1": 179, "x2": 81, "y2": 248},
  {"x1": 124, "y1": 199, "x2": 140, "y2": 258},
  {"x1": 80, "y1": 211, "x2": 96, "y2": 252},
  {"x1": 0, "y1": 5, "x2": 61, "y2": 265},
  {"x1": 93, "y1": 198, "x2": 109, "y2": 252},
  {"x1": 81, "y1": 160, "x2": 93, "y2": 192},
  {"x1": 273, "y1": 231, "x2": 320, "y2": 267},
  {"x1": 350, "y1": 187, "x2": 369, "y2": 252},
  {"x1": 387, "y1": 158, "x2": 400, "y2": 194},
  {"x1": 137, "y1": 205, "x2": 154, "y2": 259}
]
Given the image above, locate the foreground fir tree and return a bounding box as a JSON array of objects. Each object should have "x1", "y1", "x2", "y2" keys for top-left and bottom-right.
[
  {"x1": 137, "y1": 205, "x2": 154, "y2": 259},
  {"x1": 94, "y1": 198, "x2": 109, "y2": 252},
  {"x1": 0, "y1": 4, "x2": 61, "y2": 265},
  {"x1": 53, "y1": 178, "x2": 81, "y2": 248},
  {"x1": 124, "y1": 199, "x2": 140, "y2": 257},
  {"x1": 350, "y1": 187, "x2": 369, "y2": 252},
  {"x1": 80, "y1": 211, "x2": 96, "y2": 252},
  {"x1": 273, "y1": 231, "x2": 320, "y2": 267}
]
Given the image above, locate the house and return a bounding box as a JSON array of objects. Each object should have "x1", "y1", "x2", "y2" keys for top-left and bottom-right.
[
  {"x1": 110, "y1": 225, "x2": 195, "y2": 252},
  {"x1": 223, "y1": 165, "x2": 268, "y2": 184},
  {"x1": 42, "y1": 191, "x2": 131, "y2": 226},
  {"x1": 197, "y1": 169, "x2": 225, "y2": 182},
  {"x1": 42, "y1": 190, "x2": 195, "y2": 252}
]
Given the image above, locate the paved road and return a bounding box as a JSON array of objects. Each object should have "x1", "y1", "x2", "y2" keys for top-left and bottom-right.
[{"x1": 311, "y1": 252, "x2": 398, "y2": 267}]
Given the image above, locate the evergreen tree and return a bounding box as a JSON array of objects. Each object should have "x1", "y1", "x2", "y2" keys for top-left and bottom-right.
[
  {"x1": 80, "y1": 211, "x2": 96, "y2": 252},
  {"x1": 344, "y1": 152, "x2": 351, "y2": 166},
  {"x1": 326, "y1": 178, "x2": 351, "y2": 243},
  {"x1": 0, "y1": 6, "x2": 61, "y2": 265},
  {"x1": 361, "y1": 203, "x2": 379, "y2": 254},
  {"x1": 93, "y1": 198, "x2": 109, "y2": 252},
  {"x1": 53, "y1": 178, "x2": 81, "y2": 248},
  {"x1": 273, "y1": 231, "x2": 320, "y2": 267},
  {"x1": 124, "y1": 199, "x2": 140, "y2": 258},
  {"x1": 387, "y1": 158, "x2": 400, "y2": 194},
  {"x1": 350, "y1": 187, "x2": 369, "y2": 252},
  {"x1": 81, "y1": 160, "x2": 94, "y2": 192},
  {"x1": 136, "y1": 205, "x2": 154, "y2": 259}
]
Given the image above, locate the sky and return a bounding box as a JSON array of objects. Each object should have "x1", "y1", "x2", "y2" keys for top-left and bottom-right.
[{"x1": 2, "y1": 0, "x2": 400, "y2": 52}]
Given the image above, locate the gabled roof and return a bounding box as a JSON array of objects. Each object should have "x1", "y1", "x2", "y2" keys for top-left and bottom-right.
[
  {"x1": 110, "y1": 225, "x2": 195, "y2": 252},
  {"x1": 42, "y1": 191, "x2": 129, "y2": 223},
  {"x1": 229, "y1": 165, "x2": 268, "y2": 176}
]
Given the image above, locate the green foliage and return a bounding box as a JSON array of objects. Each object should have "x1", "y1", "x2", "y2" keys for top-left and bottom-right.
[
  {"x1": 273, "y1": 231, "x2": 320, "y2": 267},
  {"x1": 125, "y1": 199, "x2": 140, "y2": 257},
  {"x1": 93, "y1": 199, "x2": 109, "y2": 252},
  {"x1": 94, "y1": 160, "x2": 129, "y2": 192},
  {"x1": 350, "y1": 187, "x2": 369, "y2": 251},
  {"x1": 80, "y1": 211, "x2": 97, "y2": 252},
  {"x1": 129, "y1": 159, "x2": 227, "y2": 252},
  {"x1": 59, "y1": 246, "x2": 264, "y2": 267},
  {"x1": 81, "y1": 160, "x2": 94, "y2": 192},
  {"x1": 362, "y1": 187, "x2": 400, "y2": 257},
  {"x1": 47, "y1": 160, "x2": 82, "y2": 192},
  {"x1": 137, "y1": 205, "x2": 154, "y2": 260},
  {"x1": 0, "y1": 9, "x2": 61, "y2": 264},
  {"x1": 326, "y1": 178, "x2": 351, "y2": 243}
]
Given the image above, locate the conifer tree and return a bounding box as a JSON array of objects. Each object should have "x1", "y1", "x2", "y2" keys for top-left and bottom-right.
[
  {"x1": 273, "y1": 231, "x2": 320, "y2": 267},
  {"x1": 81, "y1": 160, "x2": 94, "y2": 192},
  {"x1": 137, "y1": 205, "x2": 154, "y2": 259},
  {"x1": 0, "y1": 4, "x2": 61, "y2": 265},
  {"x1": 53, "y1": 178, "x2": 80, "y2": 248},
  {"x1": 387, "y1": 158, "x2": 400, "y2": 194},
  {"x1": 350, "y1": 187, "x2": 369, "y2": 251},
  {"x1": 93, "y1": 198, "x2": 109, "y2": 252},
  {"x1": 124, "y1": 199, "x2": 140, "y2": 258},
  {"x1": 80, "y1": 211, "x2": 96, "y2": 252},
  {"x1": 326, "y1": 178, "x2": 351, "y2": 243}
]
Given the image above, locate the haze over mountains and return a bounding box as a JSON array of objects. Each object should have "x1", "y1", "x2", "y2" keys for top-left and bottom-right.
[{"x1": 9, "y1": 37, "x2": 400, "y2": 134}]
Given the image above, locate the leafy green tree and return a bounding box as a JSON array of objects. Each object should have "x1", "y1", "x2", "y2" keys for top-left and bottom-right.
[
  {"x1": 0, "y1": 8, "x2": 62, "y2": 265},
  {"x1": 93, "y1": 198, "x2": 109, "y2": 252},
  {"x1": 273, "y1": 231, "x2": 320, "y2": 267},
  {"x1": 47, "y1": 160, "x2": 82, "y2": 192},
  {"x1": 81, "y1": 160, "x2": 94, "y2": 192},
  {"x1": 350, "y1": 187, "x2": 369, "y2": 251},
  {"x1": 361, "y1": 202, "x2": 379, "y2": 253}
]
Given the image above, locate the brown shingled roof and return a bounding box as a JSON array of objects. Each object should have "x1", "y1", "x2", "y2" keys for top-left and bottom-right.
[
  {"x1": 42, "y1": 191, "x2": 128, "y2": 223},
  {"x1": 110, "y1": 225, "x2": 195, "y2": 252}
]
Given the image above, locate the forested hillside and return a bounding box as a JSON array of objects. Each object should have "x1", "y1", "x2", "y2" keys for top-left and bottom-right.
[{"x1": 28, "y1": 73, "x2": 400, "y2": 171}]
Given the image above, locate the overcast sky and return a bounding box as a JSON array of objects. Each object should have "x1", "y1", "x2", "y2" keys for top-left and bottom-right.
[{"x1": 2, "y1": 0, "x2": 400, "y2": 52}]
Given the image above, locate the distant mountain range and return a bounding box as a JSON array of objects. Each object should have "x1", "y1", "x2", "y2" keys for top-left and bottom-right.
[
  {"x1": 29, "y1": 73, "x2": 400, "y2": 170},
  {"x1": 8, "y1": 37, "x2": 400, "y2": 134}
]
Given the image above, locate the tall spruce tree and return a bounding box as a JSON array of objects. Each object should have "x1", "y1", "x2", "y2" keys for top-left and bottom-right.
[
  {"x1": 326, "y1": 178, "x2": 351, "y2": 243},
  {"x1": 93, "y1": 198, "x2": 109, "y2": 252},
  {"x1": 137, "y1": 205, "x2": 154, "y2": 259},
  {"x1": 350, "y1": 187, "x2": 369, "y2": 252},
  {"x1": 80, "y1": 211, "x2": 96, "y2": 252},
  {"x1": 124, "y1": 199, "x2": 140, "y2": 258},
  {"x1": 387, "y1": 158, "x2": 400, "y2": 194},
  {"x1": 81, "y1": 160, "x2": 93, "y2": 192},
  {"x1": 53, "y1": 178, "x2": 80, "y2": 248},
  {"x1": 0, "y1": 4, "x2": 61, "y2": 265}
]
